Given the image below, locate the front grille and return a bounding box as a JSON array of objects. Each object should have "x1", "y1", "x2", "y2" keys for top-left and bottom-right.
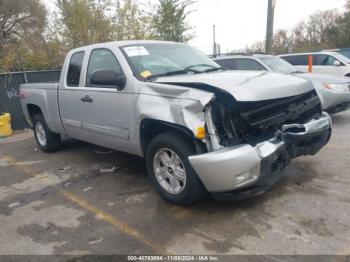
[
  {"x1": 238, "y1": 90, "x2": 322, "y2": 132},
  {"x1": 211, "y1": 90, "x2": 322, "y2": 147}
]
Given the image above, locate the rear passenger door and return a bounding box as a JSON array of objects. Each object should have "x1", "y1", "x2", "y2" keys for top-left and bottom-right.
[{"x1": 59, "y1": 51, "x2": 87, "y2": 139}]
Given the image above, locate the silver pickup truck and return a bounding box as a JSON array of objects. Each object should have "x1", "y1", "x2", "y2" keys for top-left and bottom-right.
[{"x1": 20, "y1": 40, "x2": 332, "y2": 205}]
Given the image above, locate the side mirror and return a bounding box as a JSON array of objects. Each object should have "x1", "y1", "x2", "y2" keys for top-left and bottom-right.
[
  {"x1": 333, "y1": 60, "x2": 342, "y2": 66},
  {"x1": 90, "y1": 70, "x2": 126, "y2": 89}
]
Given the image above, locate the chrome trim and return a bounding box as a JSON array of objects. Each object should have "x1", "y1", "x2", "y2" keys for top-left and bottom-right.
[
  {"x1": 204, "y1": 107, "x2": 223, "y2": 151},
  {"x1": 62, "y1": 119, "x2": 81, "y2": 129},
  {"x1": 282, "y1": 113, "x2": 331, "y2": 136},
  {"x1": 83, "y1": 123, "x2": 129, "y2": 140}
]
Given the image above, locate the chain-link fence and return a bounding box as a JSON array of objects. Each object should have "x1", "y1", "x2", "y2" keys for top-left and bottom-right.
[{"x1": 0, "y1": 70, "x2": 61, "y2": 130}]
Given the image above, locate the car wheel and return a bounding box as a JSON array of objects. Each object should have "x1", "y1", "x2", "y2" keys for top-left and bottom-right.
[
  {"x1": 146, "y1": 132, "x2": 207, "y2": 205},
  {"x1": 33, "y1": 114, "x2": 61, "y2": 153}
]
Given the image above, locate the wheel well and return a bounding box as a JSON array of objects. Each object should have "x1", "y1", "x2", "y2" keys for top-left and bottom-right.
[
  {"x1": 346, "y1": 73, "x2": 350, "y2": 77},
  {"x1": 27, "y1": 104, "x2": 43, "y2": 122},
  {"x1": 140, "y1": 119, "x2": 202, "y2": 154}
]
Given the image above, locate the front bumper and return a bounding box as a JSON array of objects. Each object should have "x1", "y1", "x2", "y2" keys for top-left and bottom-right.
[{"x1": 188, "y1": 112, "x2": 332, "y2": 198}]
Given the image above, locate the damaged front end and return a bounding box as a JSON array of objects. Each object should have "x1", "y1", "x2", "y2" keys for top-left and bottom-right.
[{"x1": 189, "y1": 89, "x2": 332, "y2": 199}]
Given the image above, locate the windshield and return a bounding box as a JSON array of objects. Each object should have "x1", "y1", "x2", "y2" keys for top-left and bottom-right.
[
  {"x1": 338, "y1": 50, "x2": 350, "y2": 60},
  {"x1": 332, "y1": 52, "x2": 350, "y2": 64},
  {"x1": 121, "y1": 43, "x2": 221, "y2": 80},
  {"x1": 259, "y1": 56, "x2": 300, "y2": 74}
]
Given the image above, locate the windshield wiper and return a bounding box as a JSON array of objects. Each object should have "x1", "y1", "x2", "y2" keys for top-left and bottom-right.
[
  {"x1": 203, "y1": 67, "x2": 226, "y2": 73},
  {"x1": 146, "y1": 69, "x2": 201, "y2": 80}
]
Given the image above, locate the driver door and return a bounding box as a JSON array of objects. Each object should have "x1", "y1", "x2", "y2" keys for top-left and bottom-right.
[{"x1": 81, "y1": 48, "x2": 134, "y2": 153}]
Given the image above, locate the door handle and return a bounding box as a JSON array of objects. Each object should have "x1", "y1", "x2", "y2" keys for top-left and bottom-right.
[{"x1": 80, "y1": 95, "x2": 93, "y2": 103}]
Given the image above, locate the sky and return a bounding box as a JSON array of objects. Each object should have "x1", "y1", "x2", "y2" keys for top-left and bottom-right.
[{"x1": 43, "y1": 0, "x2": 347, "y2": 54}]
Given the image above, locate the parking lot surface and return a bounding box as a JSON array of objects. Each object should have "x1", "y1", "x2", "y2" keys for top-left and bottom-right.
[{"x1": 0, "y1": 111, "x2": 349, "y2": 256}]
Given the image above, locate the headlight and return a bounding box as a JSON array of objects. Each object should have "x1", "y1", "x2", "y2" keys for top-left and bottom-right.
[{"x1": 323, "y1": 83, "x2": 350, "y2": 92}]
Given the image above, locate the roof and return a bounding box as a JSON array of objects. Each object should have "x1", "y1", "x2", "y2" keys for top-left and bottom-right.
[
  {"x1": 213, "y1": 55, "x2": 253, "y2": 60},
  {"x1": 279, "y1": 51, "x2": 339, "y2": 57},
  {"x1": 68, "y1": 40, "x2": 181, "y2": 53},
  {"x1": 213, "y1": 54, "x2": 275, "y2": 60}
]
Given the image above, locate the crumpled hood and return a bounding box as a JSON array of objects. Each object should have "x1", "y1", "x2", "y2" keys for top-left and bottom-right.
[
  {"x1": 295, "y1": 72, "x2": 350, "y2": 84},
  {"x1": 155, "y1": 71, "x2": 314, "y2": 101}
]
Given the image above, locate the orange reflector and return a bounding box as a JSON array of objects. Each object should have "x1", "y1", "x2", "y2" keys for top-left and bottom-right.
[{"x1": 196, "y1": 127, "x2": 206, "y2": 139}]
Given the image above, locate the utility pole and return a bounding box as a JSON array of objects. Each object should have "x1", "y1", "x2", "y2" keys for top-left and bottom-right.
[
  {"x1": 265, "y1": 0, "x2": 276, "y2": 54},
  {"x1": 213, "y1": 25, "x2": 216, "y2": 57}
]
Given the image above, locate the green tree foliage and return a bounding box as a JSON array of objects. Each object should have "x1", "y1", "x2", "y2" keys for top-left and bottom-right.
[
  {"x1": 151, "y1": 0, "x2": 194, "y2": 42},
  {"x1": 55, "y1": 0, "x2": 115, "y2": 48},
  {"x1": 114, "y1": 0, "x2": 151, "y2": 40},
  {"x1": 0, "y1": 0, "x2": 57, "y2": 71}
]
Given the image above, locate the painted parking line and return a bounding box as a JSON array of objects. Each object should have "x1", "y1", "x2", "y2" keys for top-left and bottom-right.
[{"x1": 2, "y1": 155, "x2": 168, "y2": 255}]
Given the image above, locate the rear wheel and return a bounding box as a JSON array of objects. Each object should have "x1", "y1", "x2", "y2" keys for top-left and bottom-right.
[
  {"x1": 33, "y1": 114, "x2": 61, "y2": 153},
  {"x1": 146, "y1": 132, "x2": 206, "y2": 205}
]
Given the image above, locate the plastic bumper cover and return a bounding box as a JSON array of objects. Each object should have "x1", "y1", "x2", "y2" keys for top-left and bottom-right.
[
  {"x1": 188, "y1": 112, "x2": 332, "y2": 196},
  {"x1": 319, "y1": 89, "x2": 350, "y2": 113}
]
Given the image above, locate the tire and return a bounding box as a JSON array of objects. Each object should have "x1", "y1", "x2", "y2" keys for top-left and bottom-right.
[
  {"x1": 33, "y1": 114, "x2": 61, "y2": 153},
  {"x1": 146, "y1": 132, "x2": 207, "y2": 205}
]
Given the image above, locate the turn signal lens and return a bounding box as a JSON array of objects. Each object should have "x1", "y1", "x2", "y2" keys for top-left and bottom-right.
[{"x1": 196, "y1": 127, "x2": 206, "y2": 139}]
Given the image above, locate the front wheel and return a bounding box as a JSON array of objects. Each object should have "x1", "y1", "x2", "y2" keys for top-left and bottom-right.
[
  {"x1": 33, "y1": 114, "x2": 61, "y2": 153},
  {"x1": 146, "y1": 132, "x2": 207, "y2": 205}
]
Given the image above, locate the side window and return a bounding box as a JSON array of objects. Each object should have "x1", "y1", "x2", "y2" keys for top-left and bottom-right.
[
  {"x1": 235, "y1": 59, "x2": 265, "y2": 70},
  {"x1": 316, "y1": 55, "x2": 338, "y2": 66},
  {"x1": 315, "y1": 54, "x2": 327, "y2": 65},
  {"x1": 282, "y1": 55, "x2": 308, "y2": 66},
  {"x1": 67, "y1": 51, "x2": 85, "y2": 87},
  {"x1": 86, "y1": 48, "x2": 124, "y2": 87},
  {"x1": 215, "y1": 59, "x2": 237, "y2": 70}
]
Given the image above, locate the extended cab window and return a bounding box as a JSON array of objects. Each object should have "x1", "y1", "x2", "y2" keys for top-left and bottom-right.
[
  {"x1": 86, "y1": 49, "x2": 124, "y2": 87},
  {"x1": 67, "y1": 51, "x2": 85, "y2": 87}
]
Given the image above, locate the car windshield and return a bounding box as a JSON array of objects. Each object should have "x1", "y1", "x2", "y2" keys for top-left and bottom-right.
[
  {"x1": 121, "y1": 43, "x2": 222, "y2": 80},
  {"x1": 331, "y1": 52, "x2": 350, "y2": 64},
  {"x1": 337, "y1": 50, "x2": 350, "y2": 60},
  {"x1": 259, "y1": 56, "x2": 300, "y2": 74}
]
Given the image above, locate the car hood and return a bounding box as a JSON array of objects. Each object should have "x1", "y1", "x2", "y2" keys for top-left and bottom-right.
[
  {"x1": 155, "y1": 71, "x2": 313, "y2": 101},
  {"x1": 294, "y1": 72, "x2": 350, "y2": 84}
]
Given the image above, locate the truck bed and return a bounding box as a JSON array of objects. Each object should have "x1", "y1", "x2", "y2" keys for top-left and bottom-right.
[{"x1": 20, "y1": 82, "x2": 64, "y2": 134}]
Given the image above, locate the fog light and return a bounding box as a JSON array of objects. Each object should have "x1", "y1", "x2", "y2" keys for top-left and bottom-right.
[{"x1": 234, "y1": 166, "x2": 260, "y2": 187}]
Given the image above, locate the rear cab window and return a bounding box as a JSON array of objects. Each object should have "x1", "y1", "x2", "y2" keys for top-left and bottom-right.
[{"x1": 66, "y1": 51, "x2": 85, "y2": 87}]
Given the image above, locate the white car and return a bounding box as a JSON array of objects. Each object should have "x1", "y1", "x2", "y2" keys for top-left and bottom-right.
[
  {"x1": 279, "y1": 51, "x2": 350, "y2": 78},
  {"x1": 214, "y1": 54, "x2": 350, "y2": 114}
]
